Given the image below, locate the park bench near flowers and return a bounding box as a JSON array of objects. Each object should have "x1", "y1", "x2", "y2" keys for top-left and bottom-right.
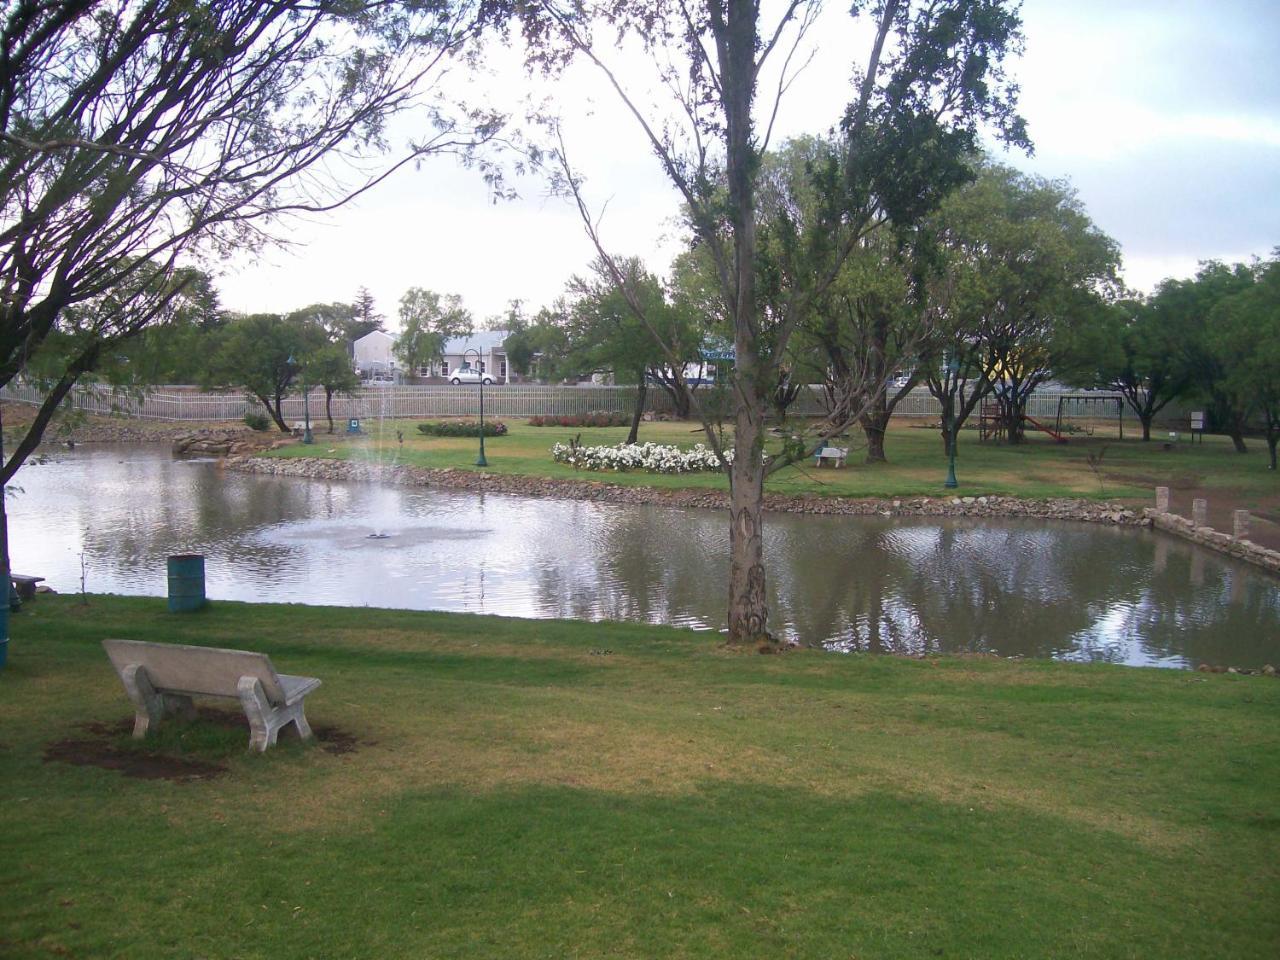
[{"x1": 102, "y1": 639, "x2": 321, "y2": 753}]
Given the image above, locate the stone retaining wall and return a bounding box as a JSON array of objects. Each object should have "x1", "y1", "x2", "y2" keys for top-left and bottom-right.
[
  {"x1": 228, "y1": 453, "x2": 1151, "y2": 527},
  {"x1": 1145, "y1": 509, "x2": 1280, "y2": 575}
]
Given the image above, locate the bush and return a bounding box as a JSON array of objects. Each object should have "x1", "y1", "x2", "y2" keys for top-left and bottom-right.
[
  {"x1": 527, "y1": 411, "x2": 630, "y2": 428},
  {"x1": 243, "y1": 411, "x2": 271, "y2": 432},
  {"x1": 416, "y1": 420, "x2": 507, "y2": 438}
]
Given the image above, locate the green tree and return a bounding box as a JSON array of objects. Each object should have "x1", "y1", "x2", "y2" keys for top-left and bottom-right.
[
  {"x1": 1056, "y1": 296, "x2": 1194, "y2": 442},
  {"x1": 529, "y1": 0, "x2": 1028, "y2": 645},
  {"x1": 303, "y1": 344, "x2": 361, "y2": 434},
  {"x1": 205, "y1": 315, "x2": 326, "y2": 433},
  {"x1": 505, "y1": 308, "x2": 570, "y2": 381},
  {"x1": 99, "y1": 268, "x2": 226, "y2": 386},
  {"x1": 348, "y1": 289, "x2": 387, "y2": 344},
  {"x1": 394, "y1": 289, "x2": 473, "y2": 376},
  {"x1": 921, "y1": 163, "x2": 1119, "y2": 445},
  {"x1": 562, "y1": 258, "x2": 703, "y2": 441},
  {"x1": 1157, "y1": 262, "x2": 1258, "y2": 452},
  {"x1": 1206, "y1": 256, "x2": 1280, "y2": 466},
  {"x1": 287, "y1": 303, "x2": 363, "y2": 356}
]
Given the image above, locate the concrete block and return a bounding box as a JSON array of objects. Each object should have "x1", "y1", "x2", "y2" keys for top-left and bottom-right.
[
  {"x1": 1233, "y1": 509, "x2": 1250, "y2": 539},
  {"x1": 1192, "y1": 498, "x2": 1208, "y2": 526},
  {"x1": 1155, "y1": 486, "x2": 1170, "y2": 512}
]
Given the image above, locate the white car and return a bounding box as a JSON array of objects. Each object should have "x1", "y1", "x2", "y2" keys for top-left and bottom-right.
[{"x1": 449, "y1": 368, "x2": 493, "y2": 385}]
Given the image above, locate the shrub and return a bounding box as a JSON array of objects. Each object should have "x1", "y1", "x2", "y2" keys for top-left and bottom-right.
[
  {"x1": 416, "y1": 420, "x2": 507, "y2": 438},
  {"x1": 527, "y1": 411, "x2": 630, "y2": 428},
  {"x1": 243, "y1": 411, "x2": 271, "y2": 432}
]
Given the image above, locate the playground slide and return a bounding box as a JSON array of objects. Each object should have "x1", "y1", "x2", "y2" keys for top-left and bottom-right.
[{"x1": 1021, "y1": 414, "x2": 1068, "y2": 443}]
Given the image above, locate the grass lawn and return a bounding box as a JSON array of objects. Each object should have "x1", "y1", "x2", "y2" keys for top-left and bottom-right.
[
  {"x1": 268, "y1": 417, "x2": 1280, "y2": 507},
  {"x1": 3, "y1": 596, "x2": 1278, "y2": 958}
]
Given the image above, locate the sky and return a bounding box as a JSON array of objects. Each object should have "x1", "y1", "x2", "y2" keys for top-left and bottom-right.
[{"x1": 215, "y1": 0, "x2": 1280, "y2": 331}]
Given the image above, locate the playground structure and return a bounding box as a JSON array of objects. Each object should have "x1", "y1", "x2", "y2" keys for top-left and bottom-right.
[{"x1": 979, "y1": 394, "x2": 1126, "y2": 443}]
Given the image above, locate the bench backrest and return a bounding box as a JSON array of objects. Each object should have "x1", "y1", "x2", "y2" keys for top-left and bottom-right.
[{"x1": 103, "y1": 639, "x2": 286, "y2": 705}]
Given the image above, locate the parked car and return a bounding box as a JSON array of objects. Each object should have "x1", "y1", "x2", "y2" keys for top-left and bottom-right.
[{"x1": 449, "y1": 367, "x2": 493, "y2": 385}]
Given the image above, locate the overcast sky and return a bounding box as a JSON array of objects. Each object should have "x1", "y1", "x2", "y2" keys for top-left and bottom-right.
[{"x1": 216, "y1": 0, "x2": 1280, "y2": 330}]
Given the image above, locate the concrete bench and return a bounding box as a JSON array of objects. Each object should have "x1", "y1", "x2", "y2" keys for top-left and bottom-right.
[
  {"x1": 103, "y1": 639, "x2": 321, "y2": 753},
  {"x1": 813, "y1": 446, "x2": 848, "y2": 468},
  {"x1": 10, "y1": 574, "x2": 44, "y2": 601}
]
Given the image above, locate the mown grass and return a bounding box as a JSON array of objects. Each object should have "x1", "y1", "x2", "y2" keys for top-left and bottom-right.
[
  {"x1": 3, "y1": 596, "x2": 1278, "y2": 958},
  {"x1": 268, "y1": 417, "x2": 1280, "y2": 505}
]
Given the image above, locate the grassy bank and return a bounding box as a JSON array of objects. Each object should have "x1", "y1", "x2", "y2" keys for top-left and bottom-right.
[
  {"x1": 267, "y1": 417, "x2": 1279, "y2": 507},
  {"x1": 3, "y1": 596, "x2": 1277, "y2": 958}
]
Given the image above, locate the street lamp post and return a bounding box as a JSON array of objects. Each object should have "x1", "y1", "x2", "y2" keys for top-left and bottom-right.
[
  {"x1": 302, "y1": 381, "x2": 313, "y2": 445},
  {"x1": 287, "y1": 355, "x2": 313, "y2": 444},
  {"x1": 944, "y1": 356, "x2": 959, "y2": 489},
  {"x1": 465, "y1": 347, "x2": 488, "y2": 467}
]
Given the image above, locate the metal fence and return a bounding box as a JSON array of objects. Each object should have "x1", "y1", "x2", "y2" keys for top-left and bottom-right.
[
  {"x1": 2, "y1": 380, "x2": 1133, "y2": 424},
  {"x1": 0, "y1": 381, "x2": 678, "y2": 422}
]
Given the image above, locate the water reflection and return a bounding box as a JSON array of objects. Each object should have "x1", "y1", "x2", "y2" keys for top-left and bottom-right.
[{"x1": 10, "y1": 446, "x2": 1279, "y2": 669}]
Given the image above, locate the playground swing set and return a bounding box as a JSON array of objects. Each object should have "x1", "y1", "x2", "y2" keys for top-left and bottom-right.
[{"x1": 978, "y1": 394, "x2": 1126, "y2": 444}]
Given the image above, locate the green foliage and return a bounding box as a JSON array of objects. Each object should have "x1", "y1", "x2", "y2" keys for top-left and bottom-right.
[
  {"x1": 303, "y1": 344, "x2": 359, "y2": 395},
  {"x1": 527, "y1": 412, "x2": 631, "y2": 428},
  {"x1": 395, "y1": 289, "x2": 473, "y2": 374},
  {"x1": 1206, "y1": 255, "x2": 1280, "y2": 465},
  {"x1": 242, "y1": 411, "x2": 271, "y2": 432},
  {"x1": 416, "y1": 420, "x2": 507, "y2": 438},
  {"x1": 204, "y1": 314, "x2": 327, "y2": 432}
]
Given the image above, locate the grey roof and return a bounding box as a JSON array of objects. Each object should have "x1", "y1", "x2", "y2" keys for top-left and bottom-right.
[{"x1": 441, "y1": 329, "x2": 509, "y2": 355}]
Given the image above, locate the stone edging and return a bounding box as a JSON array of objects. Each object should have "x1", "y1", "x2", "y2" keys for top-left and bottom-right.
[
  {"x1": 227, "y1": 452, "x2": 1153, "y2": 523},
  {"x1": 225, "y1": 454, "x2": 1280, "y2": 577},
  {"x1": 1145, "y1": 509, "x2": 1280, "y2": 575}
]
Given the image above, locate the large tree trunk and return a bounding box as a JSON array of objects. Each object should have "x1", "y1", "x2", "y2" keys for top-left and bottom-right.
[
  {"x1": 1140, "y1": 415, "x2": 1152, "y2": 441},
  {"x1": 1229, "y1": 430, "x2": 1248, "y2": 454},
  {"x1": 1, "y1": 406, "x2": 10, "y2": 640},
  {"x1": 626, "y1": 376, "x2": 646, "y2": 445},
  {"x1": 860, "y1": 394, "x2": 890, "y2": 463},
  {"x1": 720, "y1": 1, "x2": 771, "y2": 648},
  {"x1": 1268, "y1": 433, "x2": 1277, "y2": 471},
  {"x1": 257, "y1": 391, "x2": 289, "y2": 433},
  {"x1": 727, "y1": 381, "x2": 770, "y2": 649},
  {"x1": 324, "y1": 388, "x2": 335, "y2": 433}
]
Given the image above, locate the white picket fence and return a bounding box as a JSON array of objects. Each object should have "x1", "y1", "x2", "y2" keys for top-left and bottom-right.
[{"x1": 1, "y1": 380, "x2": 1128, "y2": 424}]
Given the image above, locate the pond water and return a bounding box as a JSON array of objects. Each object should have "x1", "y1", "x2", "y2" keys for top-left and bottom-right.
[{"x1": 10, "y1": 446, "x2": 1280, "y2": 669}]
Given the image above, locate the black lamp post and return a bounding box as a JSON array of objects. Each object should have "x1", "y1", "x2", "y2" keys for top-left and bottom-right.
[
  {"x1": 288, "y1": 354, "x2": 313, "y2": 444},
  {"x1": 944, "y1": 355, "x2": 959, "y2": 489},
  {"x1": 465, "y1": 347, "x2": 488, "y2": 467}
]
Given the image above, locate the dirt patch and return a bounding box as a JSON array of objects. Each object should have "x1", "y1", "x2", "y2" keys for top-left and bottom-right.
[
  {"x1": 43, "y1": 737, "x2": 228, "y2": 781},
  {"x1": 42, "y1": 708, "x2": 362, "y2": 782}
]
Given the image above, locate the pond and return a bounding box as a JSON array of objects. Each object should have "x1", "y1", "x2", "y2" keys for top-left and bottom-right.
[{"x1": 10, "y1": 446, "x2": 1280, "y2": 669}]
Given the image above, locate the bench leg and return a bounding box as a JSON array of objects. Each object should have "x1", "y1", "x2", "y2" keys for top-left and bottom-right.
[
  {"x1": 120, "y1": 664, "x2": 164, "y2": 739},
  {"x1": 237, "y1": 676, "x2": 277, "y2": 752},
  {"x1": 238, "y1": 678, "x2": 316, "y2": 751},
  {"x1": 288, "y1": 703, "x2": 314, "y2": 741}
]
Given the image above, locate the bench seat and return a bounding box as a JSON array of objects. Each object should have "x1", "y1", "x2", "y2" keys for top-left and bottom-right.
[
  {"x1": 103, "y1": 638, "x2": 321, "y2": 753},
  {"x1": 813, "y1": 446, "x2": 848, "y2": 468}
]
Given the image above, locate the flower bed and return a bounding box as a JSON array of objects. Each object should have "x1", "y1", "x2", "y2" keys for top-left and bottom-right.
[
  {"x1": 528, "y1": 411, "x2": 631, "y2": 428},
  {"x1": 551, "y1": 441, "x2": 728, "y2": 473}
]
